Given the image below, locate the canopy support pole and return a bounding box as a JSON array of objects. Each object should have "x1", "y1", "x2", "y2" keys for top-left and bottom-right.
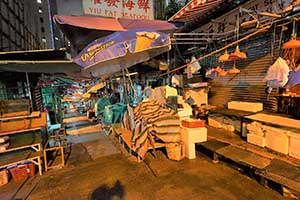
[
  {"x1": 25, "y1": 72, "x2": 32, "y2": 105},
  {"x1": 122, "y1": 68, "x2": 128, "y2": 104}
]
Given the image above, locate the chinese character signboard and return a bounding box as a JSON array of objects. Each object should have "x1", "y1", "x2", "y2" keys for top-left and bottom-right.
[{"x1": 83, "y1": 0, "x2": 154, "y2": 20}]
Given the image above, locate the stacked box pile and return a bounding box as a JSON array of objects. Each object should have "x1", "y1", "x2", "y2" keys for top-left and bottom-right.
[{"x1": 246, "y1": 122, "x2": 266, "y2": 147}]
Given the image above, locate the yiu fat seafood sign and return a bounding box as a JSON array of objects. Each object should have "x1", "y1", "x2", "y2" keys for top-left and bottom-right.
[{"x1": 83, "y1": 0, "x2": 154, "y2": 20}]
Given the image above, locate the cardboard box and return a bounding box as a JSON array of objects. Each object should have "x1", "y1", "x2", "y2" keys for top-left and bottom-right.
[{"x1": 247, "y1": 134, "x2": 266, "y2": 147}]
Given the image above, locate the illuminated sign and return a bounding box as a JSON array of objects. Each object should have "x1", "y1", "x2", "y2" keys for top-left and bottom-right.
[{"x1": 83, "y1": 0, "x2": 154, "y2": 20}]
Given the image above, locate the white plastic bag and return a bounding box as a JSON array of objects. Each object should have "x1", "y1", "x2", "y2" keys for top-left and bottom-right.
[{"x1": 263, "y1": 57, "x2": 289, "y2": 87}]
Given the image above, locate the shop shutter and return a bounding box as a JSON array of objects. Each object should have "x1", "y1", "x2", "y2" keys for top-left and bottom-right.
[{"x1": 206, "y1": 33, "x2": 278, "y2": 111}]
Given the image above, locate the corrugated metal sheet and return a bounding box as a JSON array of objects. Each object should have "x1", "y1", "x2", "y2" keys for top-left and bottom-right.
[{"x1": 205, "y1": 33, "x2": 278, "y2": 111}]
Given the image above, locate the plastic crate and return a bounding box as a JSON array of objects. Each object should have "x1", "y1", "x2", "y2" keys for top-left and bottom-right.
[
  {"x1": 9, "y1": 163, "x2": 35, "y2": 182},
  {"x1": 181, "y1": 119, "x2": 205, "y2": 128}
]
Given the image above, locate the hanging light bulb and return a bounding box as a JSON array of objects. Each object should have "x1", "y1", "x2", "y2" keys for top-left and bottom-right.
[
  {"x1": 228, "y1": 15, "x2": 247, "y2": 61},
  {"x1": 228, "y1": 45, "x2": 247, "y2": 61},
  {"x1": 283, "y1": 19, "x2": 300, "y2": 49},
  {"x1": 218, "y1": 49, "x2": 230, "y2": 62},
  {"x1": 282, "y1": 38, "x2": 300, "y2": 49},
  {"x1": 227, "y1": 62, "x2": 240, "y2": 74}
]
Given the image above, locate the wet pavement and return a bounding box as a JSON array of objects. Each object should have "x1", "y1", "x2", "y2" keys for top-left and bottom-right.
[{"x1": 0, "y1": 110, "x2": 287, "y2": 200}]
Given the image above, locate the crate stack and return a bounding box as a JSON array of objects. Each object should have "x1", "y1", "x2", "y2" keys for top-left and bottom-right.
[{"x1": 0, "y1": 99, "x2": 45, "y2": 186}]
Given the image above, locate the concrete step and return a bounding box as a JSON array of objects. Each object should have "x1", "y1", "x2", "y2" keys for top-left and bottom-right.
[{"x1": 197, "y1": 140, "x2": 300, "y2": 198}]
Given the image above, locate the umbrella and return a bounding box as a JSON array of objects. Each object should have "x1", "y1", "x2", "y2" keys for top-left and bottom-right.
[{"x1": 73, "y1": 29, "x2": 171, "y2": 77}]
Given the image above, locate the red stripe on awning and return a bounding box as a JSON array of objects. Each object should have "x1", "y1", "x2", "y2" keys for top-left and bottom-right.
[
  {"x1": 54, "y1": 15, "x2": 178, "y2": 32},
  {"x1": 168, "y1": 0, "x2": 227, "y2": 23}
]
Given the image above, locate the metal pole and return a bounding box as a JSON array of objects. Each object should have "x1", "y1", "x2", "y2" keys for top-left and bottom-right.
[
  {"x1": 25, "y1": 72, "x2": 32, "y2": 102},
  {"x1": 161, "y1": 25, "x2": 271, "y2": 76}
]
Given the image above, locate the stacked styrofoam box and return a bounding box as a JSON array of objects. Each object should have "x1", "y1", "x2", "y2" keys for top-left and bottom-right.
[
  {"x1": 287, "y1": 132, "x2": 300, "y2": 160},
  {"x1": 265, "y1": 126, "x2": 289, "y2": 155},
  {"x1": 178, "y1": 102, "x2": 192, "y2": 121},
  {"x1": 181, "y1": 127, "x2": 207, "y2": 144},
  {"x1": 247, "y1": 134, "x2": 266, "y2": 147},
  {"x1": 228, "y1": 101, "x2": 263, "y2": 113},
  {"x1": 180, "y1": 127, "x2": 207, "y2": 159},
  {"x1": 246, "y1": 122, "x2": 266, "y2": 147}
]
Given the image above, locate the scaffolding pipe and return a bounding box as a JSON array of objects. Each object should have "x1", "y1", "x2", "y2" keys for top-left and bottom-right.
[{"x1": 161, "y1": 25, "x2": 271, "y2": 76}]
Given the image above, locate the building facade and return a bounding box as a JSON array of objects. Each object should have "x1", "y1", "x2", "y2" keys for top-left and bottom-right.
[{"x1": 0, "y1": 0, "x2": 52, "y2": 52}]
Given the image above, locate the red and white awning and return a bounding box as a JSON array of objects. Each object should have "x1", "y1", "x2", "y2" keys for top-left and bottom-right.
[{"x1": 168, "y1": 0, "x2": 230, "y2": 23}]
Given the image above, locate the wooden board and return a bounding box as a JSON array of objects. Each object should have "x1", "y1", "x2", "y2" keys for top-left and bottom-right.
[
  {"x1": 255, "y1": 159, "x2": 300, "y2": 192},
  {"x1": 216, "y1": 146, "x2": 271, "y2": 169},
  {"x1": 0, "y1": 99, "x2": 30, "y2": 117},
  {"x1": 114, "y1": 127, "x2": 133, "y2": 148},
  {"x1": 0, "y1": 112, "x2": 46, "y2": 133},
  {"x1": 0, "y1": 127, "x2": 41, "y2": 136},
  {"x1": 0, "y1": 111, "x2": 40, "y2": 121},
  {"x1": 197, "y1": 139, "x2": 230, "y2": 152},
  {"x1": 245, "y1": 113, "x2": 300, "y2": 129},
  {"x1": 0, "y1": 149, "x2": 40, "y2": 168},
  {"x1": 1, "y1": 130, "x2": 42, "y2": 153}
]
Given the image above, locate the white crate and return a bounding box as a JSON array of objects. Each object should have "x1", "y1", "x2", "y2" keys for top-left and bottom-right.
[
  {"x1": 288, "y1": 133, "x2": 300, "y2": 160},
  {"x1": 228, "y1": 101, "x2": 263, "y2": 112},
  {"x1": 180, "y1": 127, "x2": 207, "y2": 144},
  {"x1": 247, "y1": 134, "x2": 266, "y2": 147},
  {"x1": 265, "y1": 126, "x2": 289, "y2": 155}
]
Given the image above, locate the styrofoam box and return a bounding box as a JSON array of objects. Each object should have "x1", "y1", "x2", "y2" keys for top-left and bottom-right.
[
  {"x1": 288, "y1": 133, "x2": 300, "y2": 160},
  {"x1": 247, "y1": 134, "x2": 266, "y2": 147},
  {"x1": 228, "y1": 101, "x2": 263, "y2": 113},
  {"x1": 184, "y1": 143, "x2": 196, "y2": 159},
  {"x1": 265, "y1": 127, "x2": 289, "y2": 155},
  {"x1": 180, "y1": 127, "x2": 207, "y2": 144}
]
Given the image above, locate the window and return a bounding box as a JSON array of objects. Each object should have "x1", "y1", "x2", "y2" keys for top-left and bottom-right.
[
  {"x1": 37, "y1": 0, "x2": 42, "y2": 3},
  {"x1": 38, "y1": 7, "x2": 42, "y2": 13},
  {"x1": 40, "y1": 17, "x2": 44, "y2": 23},
  {"x1": 42, "y1": 38, "x2": 46, "y2": 43},
  {"x1": 41, "y1": 27, "x2": 45, "y2": 33}
]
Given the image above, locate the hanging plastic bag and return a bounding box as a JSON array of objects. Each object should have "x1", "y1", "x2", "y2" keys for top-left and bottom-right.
[{"x1": 263, "y1": 57, "x2": 289, "y2": 87}]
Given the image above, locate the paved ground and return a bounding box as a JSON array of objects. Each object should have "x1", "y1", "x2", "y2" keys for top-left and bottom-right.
[
  {"x1": 28, "y1": 152, "x2": 286, "y2": 200},
  {"x1": 0, "y1": 110, "x2": 287, "y2": 200}
]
